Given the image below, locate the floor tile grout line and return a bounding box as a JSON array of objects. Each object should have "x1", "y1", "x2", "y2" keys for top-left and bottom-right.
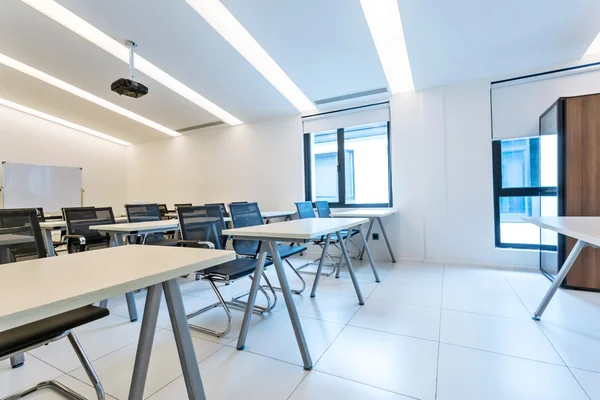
[
  {"x1": 434, "y1": 263, "x2": 446, "y2": 400},
  {"x1": 501, "y1": 270, "x2": 593, "y2": 400}
]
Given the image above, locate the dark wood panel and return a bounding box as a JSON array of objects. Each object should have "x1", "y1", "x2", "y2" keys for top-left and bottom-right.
[{"x1": 564, "y1": 94, "x2": 600, "y2": 289}]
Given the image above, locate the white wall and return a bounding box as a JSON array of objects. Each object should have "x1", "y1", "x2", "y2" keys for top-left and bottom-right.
[{"x1": 0, "y1": 105, "x2": 127, "y2": 213}]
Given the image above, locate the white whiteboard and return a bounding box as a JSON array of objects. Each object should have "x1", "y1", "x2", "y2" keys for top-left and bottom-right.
[{"x1": 1, "y1": 162, "x2": 82, "y2": 212}]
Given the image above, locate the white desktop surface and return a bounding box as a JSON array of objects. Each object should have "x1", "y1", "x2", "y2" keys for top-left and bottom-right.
[
  {"x1": 223, "y1": 217, "x2": 368, "y2": 240},
  {"x1": 523, "y1": 217, "x2": 600, "y2": 247},
  {"x1": 0, "y1": 245, "x2": 234, "y2": 331},
  {"x1": 330, "y1": 208, "x2": 397, "y2": 218},
  {"x1": 89, "y1": 219, "x2": 179, "y2": 234},
  {"x1": 166, "y1": 210, "x2": 296, "y2": 221},
  {"x1": 0, "y1": 234, "x2": 34, "y2": 246},
  {"x1": 39, "y1": 217, "x2": 127, "y2": 230}
]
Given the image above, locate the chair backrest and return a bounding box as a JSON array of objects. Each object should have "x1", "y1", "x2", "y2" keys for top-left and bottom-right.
[
  {"x1": 295, "y1": 201, "x2": 316, "y2": 219},
  {"x1": 315, "y1": 201, "x2": 331, "y2": 218},
  {"x1": 178, "y1": 206, "x2": 227, "y2": 249},
  {"x1": 204, "y1": 203, "x2": 229, "y2": 218},
  {"x1": 158, "y1": 204, "x2": 169, "y2": 219},
  {"x1": 64, "y1": 207, "x2": 115, "y2": 242},
  {"x1": 34, "y1": 207, "x2": 46, "y2": 222},
  {"x1": 229, "y1": 202, "x2": 264, "y2": 257},
  {"x1": 126, "y1": 204, "x2": 161, "y2": 222},
  {"x1": 0, "y1": 208, "x2": 47, "y2": 262},
  {"x1": 174, "y1": 203, "x2": 192, "y2": 209}
]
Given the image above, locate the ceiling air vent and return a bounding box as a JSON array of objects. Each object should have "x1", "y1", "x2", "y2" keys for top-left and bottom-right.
[
  {"x1": 176, "y1": 121, "x2": 224, "y2": 133},
  {"x1": 314, "y1": 87, "x2": 388, "y2": 105}
]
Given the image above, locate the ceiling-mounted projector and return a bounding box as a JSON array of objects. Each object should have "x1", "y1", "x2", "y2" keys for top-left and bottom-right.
[{"x1": 111, "y1": 40, "x2": 148, "y2": 98}]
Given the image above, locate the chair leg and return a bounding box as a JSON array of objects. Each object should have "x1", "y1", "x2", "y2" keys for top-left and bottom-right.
[
  {"x1": 186, "y1": 280, "x2": 232, "y2": 337},
  {"x1": 68, "y1": 332, "x2": 105, "y2": 400},
  {"x1": 265, "y1": 259, "x2": 307, "y2": 294},
  {"x1": 229, "y1": 273, "x2": 278, "y2": 312}
]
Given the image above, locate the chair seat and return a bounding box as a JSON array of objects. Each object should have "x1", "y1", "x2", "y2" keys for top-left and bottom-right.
[
  {"x1": 203, "y1": 257, "x2": 261, "y2": 281},
  {"x1": 144, "y1": 236, "x2": 180, "y2": 247},
  {"x1": 267, "y1": 245, "x2": 308, "y2": 259},
  {"x1": 0, "y1": 306, "x2": 109, "y2": 359}
]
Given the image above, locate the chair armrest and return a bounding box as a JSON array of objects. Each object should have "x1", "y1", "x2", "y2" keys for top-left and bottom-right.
[
  {"x1": 178, "y1": 240, "x2": 215, "y2": 249},
  {"x1": 64, "y1": 234, "x2": 86, "y2": 245}
]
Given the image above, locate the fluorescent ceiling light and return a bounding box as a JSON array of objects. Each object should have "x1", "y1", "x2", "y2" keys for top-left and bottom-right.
[
  {"x1": 585, "y1": 31, "x2": 600, "y2": 56},
  {"x1": 185, "y1": 0, "x2": 316, "y2": 113},
  {"x1": 0, "y1": 98, "x2": 131, "y2": 146},
  {"x1": 20, "y1": 0, "x2": 244, "y2": 126},
  {"x1": 360, "y1": 0, "x2": 414, "y2": 93},
  {"x1": 0, "y1": 53, "x2": 180, "y2": 137}
]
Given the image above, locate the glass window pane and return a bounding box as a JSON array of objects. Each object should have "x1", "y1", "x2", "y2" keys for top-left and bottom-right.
[
  {"x1": 499, "y1": 196, "x2": 540, "y2": 245},
  {"x1": 311, "y1": 130, "x2": 339, "y2": 202},
  {"x1": 500, "y1": 137, "x2": 539, "y2": 188},
  {"x1": 343, "y1": 122, "x2": 389, "y2": 205},
  {"x1": 540, "y1": 134, "x2": 558, "y2": 187}
]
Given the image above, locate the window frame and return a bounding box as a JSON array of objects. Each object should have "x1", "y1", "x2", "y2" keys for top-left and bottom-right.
[
  {"x1": 303, "y1": 121, "x2": 393, "y2": 208},
  {"x1": 492, "y1": 139, "x2": 558, "y2": 250}
]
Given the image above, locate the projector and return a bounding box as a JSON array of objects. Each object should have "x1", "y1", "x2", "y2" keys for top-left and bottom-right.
[{"x1": 111, "y1": 78, "x2": 148, "y2": 98}]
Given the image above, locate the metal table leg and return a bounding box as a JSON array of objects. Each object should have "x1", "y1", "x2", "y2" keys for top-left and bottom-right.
[
  {"x1": 359, "y1": 219, "x2": 375, "y2": 260},
  {"x1": 378, "y1": 217, "x2": 396, "y2": 263},
  {"x1": 163, "y1": 279, "x2": 207, "y2": 400},
  {"x1": 236, "y1": 243, "x2": 268, "y2": 350},
  {"x1": 310, "y1": 233, "x2": 332, "y2": 297},
  {"x1": 42, "y1": 228, "x2": 56, "y2": 257},
  {"x1": 359, "y1": 225, "x2": 380, "y2": 282},
  {"x1": 335, "y1": 232, "x2": 351, "y2": 279},
  {"x1": 337, "y1": 230, "x2": 365, "y2": 305},
  {"x1": 107, "y1": 232, "x2": 138, "y2": 322},
  {"x1": 10, "y1": 353, "x2": 24, "y2": 368},
  {"x1": 533, "y1": 239, "x2": 587, "y2": 320},
  {"x1": 268, "y1": 240, "x2": 313, "y2": 370},
  {"x1": 128, "y1": 284, "x2": 162, "y2": 400}
]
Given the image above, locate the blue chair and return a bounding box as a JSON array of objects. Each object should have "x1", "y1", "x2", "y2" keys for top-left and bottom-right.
[
  {"x1": 177, "y1": 205, "x2": 276, "y2": 337},
  {"x1": 230, "y1": 202, "x2": 307, "y2": 294}
]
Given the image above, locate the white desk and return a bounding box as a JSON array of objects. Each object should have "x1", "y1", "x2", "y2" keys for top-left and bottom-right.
[
  {"x1": 523, "y1": 217, "x2": 600, "y2": 320},
  {"x1": 39, "y1": 217, "x2": 127, "y2": 257},
  {"x1": 0, "y1": 234, "x2": 34, "y2": 264},
  {"x1": 330, "y1": 208, "x2": 398, "y2": 262},
  {"x1": 90, "y1": 220, "x2": 179, "y2": 247},
  {"x1": 166, "y1": 210, "x2": 296, "y2": 223},
  {"x1": 0, "y1": 245, "x2": 234, "y2": 400},
  {"x1": 223, "y1": 217, "x2": 374, "y2": 370}
]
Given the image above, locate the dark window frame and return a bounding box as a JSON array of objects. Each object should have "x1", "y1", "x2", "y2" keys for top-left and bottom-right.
[
  {"x1": 492, "y1": 140, "x2": 557, "y2": 250},
  {"x1": 303, "y1": 121, "x2": 392, "y2": 208}
]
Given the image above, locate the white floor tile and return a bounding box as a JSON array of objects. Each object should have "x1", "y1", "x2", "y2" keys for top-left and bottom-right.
[
  {"x1": 384, "y1": 267, "x2": 443, "y2": 287},
  {"x1": 314, "y1": 277, "x2": 379, "y2": 298},
  {"x1": 443, "y1": 273, "x2": 515, "y2": 295},
  {"x1": 278, "y1": 292, "x2": 362, "y2": 324},
  {"x1": 538, "y1": 322, "x2": 600, "y2": 372},
  {"x1": 369, "y1": 281, "x2": 442, "y2": 308},
  {"x1": 148, "y1": 347, "x2": 306, "y2": 400},
  {"x1": 315, "y1": 326, "x2": 438, "y2": 400},
  {"x1": 440, "y1": 309, "x2": 563, "y2": 364},
  {"x1": 69, "y1": 329, "x2": 222, "y2": 399},
  {"x1": 571, "y1": 368, "x2": 600, "y2": 400},
  {"x1": 0, "y1": 356, "x2": 63, "y2": 398},
  {"x1": 289, "y1": 371, "x2": 413, "y2": 400},
  {"x1": 349, "y1": 299, "x2": 441, "y2": 341},
  {"x1": 442, "y1": 287, "x2": 531, "y2": 320},
  {"x1": 29, "y1": 314, "x2": 142, "y2": 372},
  {"x1": 240, "y1": 313, "x2": 344, "y2": 366}
]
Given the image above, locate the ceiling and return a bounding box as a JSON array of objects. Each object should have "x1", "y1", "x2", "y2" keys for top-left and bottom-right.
[{"x1": 1, "y1": 0, "x2": 600, "y2": 144}]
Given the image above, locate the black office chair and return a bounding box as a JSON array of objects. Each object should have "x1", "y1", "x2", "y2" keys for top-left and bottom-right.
[
  {"x1": 230, "y1": 202, "x2": 307, "y2": 294},
  {"x1": 158, "y1": 204, "x2": 169, "y2": 220},
  {"x1": 204, "y1": 203, "x2": 229, "y2": 218},
  {"x1": 174, "y1": 203, "x2": 192, "y2": 209},
  {"x1": 0, "y1": 208, "x2": 108, "y2": 400},
  {"x1": 177, "y1": 206, "x2": 276, "y2": 337},
  {"x1": 63, "y1": 207, "x2": 114, "y2": 253},
  {"x1": 125, "y1": 204, "x2": 178, "y2": 246}
]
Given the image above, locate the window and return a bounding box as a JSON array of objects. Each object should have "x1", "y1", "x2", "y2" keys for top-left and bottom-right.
[
  {"x1": 492, "y1": 137, "x2": 558, "y2": 249},
  {"x1": 304, "y1": 121, "x2": 392, "y2": 207}
]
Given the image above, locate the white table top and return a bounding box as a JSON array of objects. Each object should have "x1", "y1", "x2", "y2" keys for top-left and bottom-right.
[
  {"x1": 330, "y1": 208, "x2": 397, "y2": 218},
  {"x1": 166, "y1": 210, "x2": 296, "y2": 221},
  {"x1": 223, "y1": 217, "x2": 368, "y2": 240},
  {"x1": 90, "y1": 219, "x2": 179, "y2": 234},
  {"x1": 0, "y1": 234, "x2": 34, "y2": 246},
  {"x1": 523, "y1": 217, "x2": 600, "y2": 247},
  {"x1": 0, "y1": 245, "x2": 235, "y2": 331},
  {"x1": 39, "y1": 216, "x2": 127, "y2": 230}
]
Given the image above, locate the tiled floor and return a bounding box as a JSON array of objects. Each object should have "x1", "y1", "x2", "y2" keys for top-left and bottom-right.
[{"x1": 3, "y1": 257, "x2": 600, "y2": 399}]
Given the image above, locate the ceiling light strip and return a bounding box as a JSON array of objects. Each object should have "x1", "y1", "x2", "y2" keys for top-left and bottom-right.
[
  {"x1": 20, "y1": 0, "x2": 244, "y2": 126},
  {"x1": 185, "y1": 0, "x2": 316, "y2": 113},
  {"x1": 0, "y1": 53, "x2": 180, "y2": 137},
  {"x1": 360, "y1": 0, "x2": 414, "y2": 93},
  {"x1": 0, "y1": 98, "x2": 131, "y2": 146}
]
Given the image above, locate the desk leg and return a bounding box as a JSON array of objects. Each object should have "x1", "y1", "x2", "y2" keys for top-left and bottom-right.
[
  {"x1": 337, "y1": 230, "x2": 365, "y2": 305},
  {"x1": 42, "y1": 229, "x2": 56, "y2": 257},
  {"x1": 533, "y1": 239, "x2": 586, "y2": 321},
  {"x1": 10, "y1": 353, "x2": 24, "y2": 368},
  {"x1": 359, "y1": 219, "x2": 375, "y2": 260},
  {"x1": 378, "y1": 217, "x2": 396, "y2": 263},
  {"x1": 310, "y1": 233, "x2": 332, "y2": 297},
  {"x1": 128, "y1": 284, "x2": 162, "y2": 400},
  {"x1": 237, "y1": 243, "x2": 268, "y2": 350},
  {"x1": 107, "y1": 233, "x2": 138, "y2": 322},
  {"x1": 359, "y1": 225, "x2": 380, "y2": 282},
  {"x1": 163, "y1": 279, "x2": 207, "y2": 400},
  {"x1": 268, "y1": 240, "x2": 313, "y2": 370}
]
